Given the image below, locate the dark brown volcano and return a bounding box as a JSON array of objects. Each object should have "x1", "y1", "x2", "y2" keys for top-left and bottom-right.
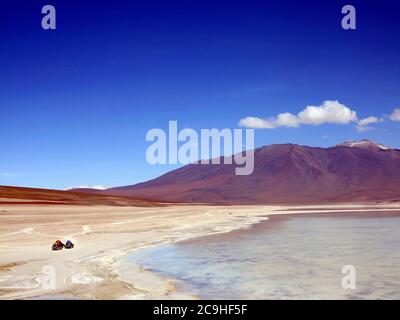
[{"x1": 99, "y1": 141, "x2": 400, "y2": 204}]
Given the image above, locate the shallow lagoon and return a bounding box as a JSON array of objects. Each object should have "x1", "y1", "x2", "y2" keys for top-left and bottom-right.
[{"x1": 129, "y1": 213, "x2": 400, "y2": 299}]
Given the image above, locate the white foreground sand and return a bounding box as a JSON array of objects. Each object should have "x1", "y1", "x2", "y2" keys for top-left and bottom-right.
[{"x1": 0, "y1": 203, "x2": 399, "y2": 300}]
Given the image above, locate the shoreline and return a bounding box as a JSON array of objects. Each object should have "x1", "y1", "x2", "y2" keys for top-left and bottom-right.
[
  {"x1": 0, "y1": 203, "x2": 399, "y2": 299},
  {"x1": 120, "y1": 208, "x2": 400, "y2": 300}
]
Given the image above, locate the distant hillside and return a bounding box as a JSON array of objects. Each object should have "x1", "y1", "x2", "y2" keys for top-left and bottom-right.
[
  {"x1": 100, "y1": 140, "x2": 400, "y2": 204},
  {"x1": 0, "y1": 186, "x2": 162, "y2": 206}
]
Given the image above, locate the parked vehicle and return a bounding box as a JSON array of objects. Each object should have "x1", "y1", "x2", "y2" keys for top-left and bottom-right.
[
  {"x1": 52, "y1": 240, "x2": 64, "y2": 251},
  {"x1": 65, "y1": 240, "x2": 74, "y2": 249}
]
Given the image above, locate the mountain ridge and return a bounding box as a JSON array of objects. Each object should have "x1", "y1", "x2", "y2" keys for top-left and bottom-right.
[
  {"x1": 89, "y1": 140, "x2": 400, "y2": 204},
  {"x1": 0, "y1": 185, "x2": 164, "y2": 206}
]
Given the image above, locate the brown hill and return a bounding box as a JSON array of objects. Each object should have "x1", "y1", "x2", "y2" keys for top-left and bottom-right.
[
  {"x1": 103, "y1": 140, "x2": 400, "y2": 204},
  {"x1": 0, "y1": 186, "x2": 161, "y2": 206}
]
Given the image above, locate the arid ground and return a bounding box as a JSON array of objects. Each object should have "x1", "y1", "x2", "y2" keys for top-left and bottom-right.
[{"x1": 1, "y1": 202, "x2": 400, "y2": 299}]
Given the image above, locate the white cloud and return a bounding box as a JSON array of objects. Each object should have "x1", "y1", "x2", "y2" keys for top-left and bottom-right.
[
  {"x1": 358, "y1": 116, "x2": 383, "y2": 127},
  {"x1": 238, "y1": 117, "x2": 276, "y2": 129},
  {"x1": 239, "y1": 100, "x2": 358, "y2": 129},
  {"x1": 390, "y1": 108, "x2": 400, "y2": 121},
  {"x1": 274, "y1": 112, "x2": 300, "y2": 128},
  {"x1": 356, "y1": 116, "x2": 384, "y2": 133},
  {"x1": 92, "y1": 185, "x2": 107, "y2": 190},
  {"x1": 69, "y1": 185, "x2": 107, "y2": 190},
  {"x1": 297, "y1": 100, "x2": 357, "y2": 125}
]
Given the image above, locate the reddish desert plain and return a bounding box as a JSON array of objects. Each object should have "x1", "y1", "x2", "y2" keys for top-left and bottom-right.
[{"x1": 1, "y1": 187, "x2": 400, "y2": 299}]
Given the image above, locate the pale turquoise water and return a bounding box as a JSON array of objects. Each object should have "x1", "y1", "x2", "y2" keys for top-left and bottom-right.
[{"x1": 128, "y1": 213, "x2": 400, "y2": 299}]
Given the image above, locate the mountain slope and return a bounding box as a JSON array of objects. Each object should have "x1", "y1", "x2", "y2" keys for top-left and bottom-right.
[
  {"x1": 0, "y1": 186, "x2": 162, "y2": 206},
  {"x1": 104, "y1": 141, "x2": 400, "y2": 204}
]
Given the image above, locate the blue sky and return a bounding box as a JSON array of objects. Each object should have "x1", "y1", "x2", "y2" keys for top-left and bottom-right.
[{"x1": 1, "y1": 0, "x2": 399, "y2": 189}]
